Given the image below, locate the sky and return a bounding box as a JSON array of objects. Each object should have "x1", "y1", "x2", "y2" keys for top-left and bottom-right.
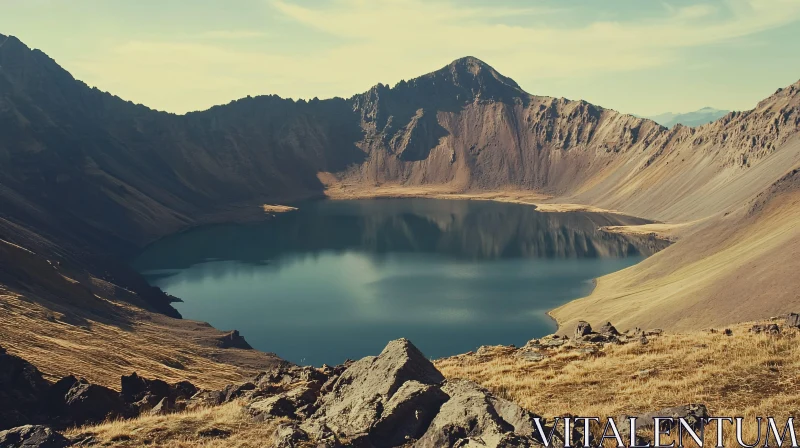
[{"x1": 2, "y1": 0, "x2": 799, "y2": 116}]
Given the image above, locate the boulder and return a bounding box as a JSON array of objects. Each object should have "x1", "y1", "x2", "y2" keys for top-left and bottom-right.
[
  {"x1": 132, "y1": 393, "x2": 162, "y2": 415},
  {"x1": 300, "y1": 420, "x2": 341, "y2": 448},
  {"x1": 63, "y1": 380, "x2": 126, "y2": 426},
  {"x1": 271, "y1": 422, "x2": 310, "y2": 448},
  {"x1": 0, "y1": 425, "x2": 69, "y2": 448},
  {"x1": 750, "y1": 323, "x2": 780, "y2": 335},
  {"x1": 41, "y1": 376, "x2": 78, "y2": 420},
  {"x1": 310, "y1": 338, "x2": 445, "y2": 438},
  {"x1": 171, "y1": 380, "x2": 198, "y2": 401},
  {"x1": 185, "y1": 389, "x2": 225, "y2": 411},
  {"x1": 216, "y1": 330, "x2": 253, "y2": 349},
  {"x1": 249, "y1": 395, "x2": 297, "y2": 420},
  {"x1": 370, "y1": 381, "x2": 449, "y2": 447},
  {"x1": 0, "y1": 348, "x2": 51, "y2": 430},
  {"x1": 598, "y1": 322, "x2": 620, "y2": 336},
  {"x1": 414, "y1": 380, "x2": 549, "y2": 448},
  {"x1": 223, "y1": 382, "x2": 256, "y2": 402},
  {"x1": 149, "y1": 397, "x2": 179, "y2": 416},
  {"x1": 254, "y1": 365, "x2": 327, "y2": 389},
  {"x1": 574, "y1": 321, "x2": 593, "y2": 338},
  {"x1": 119, "y1": 373, "x2": 173, "y2": 403},
  {"x1": 786, "y1": 313, "x2": 800, "y2": 329}
]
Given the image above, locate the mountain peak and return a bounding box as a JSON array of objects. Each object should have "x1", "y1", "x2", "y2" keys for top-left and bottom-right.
[{"x1": 437, "y1": 56, "x2": 522, "y2": 91}]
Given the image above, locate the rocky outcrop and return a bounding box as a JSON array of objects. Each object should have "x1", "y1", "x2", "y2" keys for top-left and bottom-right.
[
  {"x1": 205, "y1": 338, "x2": 573, "y2": 447},
  {"x1": 62, "y1": 380, "x2": 126, "y2": 427},
  {"x1": 0, "y1": 346, "x2": 199, "y2": 434},
  {"x1": 750, "y1": 323, "x2": 780, "y2": 335},
  {"x1": 309, "y1": 338, "x2": 445, "y2": 439},
  {"x1": 215, "y1": 330, "x2": 253, "y2": 350},
  {"x1": 0, "y1": 425, "x2": 69, "y2": 448},
  {"x1": 786, "y1": 313, "x2": 800, "y2": 329},
  {"x1": 0, "y1": 347, "x2": 51, "y2": 430},
  {"x1": 415, "y1": 380, "x2": 551, "y2": 448}
]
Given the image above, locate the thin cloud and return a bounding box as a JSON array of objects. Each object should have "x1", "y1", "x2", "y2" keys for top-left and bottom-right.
[
  {"x1": 69, "y1": 0, "x2": 800, "y2": 113},
  {"x1": 197, "y1": 30, "x2": 268, "y2": 39}
]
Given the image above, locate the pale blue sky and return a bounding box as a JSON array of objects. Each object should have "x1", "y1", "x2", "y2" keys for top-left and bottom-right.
[{"x1": 2, "y1": 0, "x2": 799, "y2": 115}]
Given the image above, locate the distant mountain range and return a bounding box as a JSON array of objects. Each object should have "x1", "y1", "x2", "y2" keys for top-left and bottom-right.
[{"x1": 644, "y1": 107, "x2": 730, "y2": 128}]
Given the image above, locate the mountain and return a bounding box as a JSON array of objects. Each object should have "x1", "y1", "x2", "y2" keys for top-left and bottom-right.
[
  {"x1": 1, "y1": 33, "x2": 800, "y2": 381},
  {"x1": 646, "y1": 107, "x2": 730, "y2": 128}
]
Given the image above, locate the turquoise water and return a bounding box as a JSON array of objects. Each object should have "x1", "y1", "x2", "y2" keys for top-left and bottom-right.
[{"x1": 133, "y1": 199, "x2": 658, "y2": 365}]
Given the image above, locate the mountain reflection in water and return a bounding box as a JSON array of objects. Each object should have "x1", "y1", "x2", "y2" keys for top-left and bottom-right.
[{"x1": 134, "y1": 199, "x2": 667, "y2": 365}]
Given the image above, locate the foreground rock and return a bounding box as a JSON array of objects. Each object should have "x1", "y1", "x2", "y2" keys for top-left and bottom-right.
[
  {"x1": 0, "y1": 347, "x2": 51, "y2": 430},
  {"x1": 0, "y1": 425, "x2": 69, "y2": 448},
  {"x1": 415, "y1": 380, "x2": 552, "y2": 448},
  {"x1": 0, "y1": 345, "x2": 200, "y2": 432},
  {"x1": 309, "y1": 338, "x2": 445, "y2": 445}
]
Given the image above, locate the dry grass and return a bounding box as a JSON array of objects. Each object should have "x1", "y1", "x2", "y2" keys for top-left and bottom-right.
[
  {"x1": 65, "y1": 402, "x2": 282, "y2": 447},
  {"x1": 436, "y1": 321, "x2": 800, "y2": 445},
  {"x1": 552, "y1": 188, "x2": 800, "y2": 333},
  {"x1": 0, "y1": 289, "x2": 281, "y2": 390}
]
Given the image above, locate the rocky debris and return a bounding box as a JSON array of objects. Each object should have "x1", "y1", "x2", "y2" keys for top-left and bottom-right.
[
  {"x1": 369, "y1": 381, "x2": 449, "y2": 447},
  {"x1": 63, "y1": 380, "x2": 127, "y2": 426},
  {"x1": 538, "y1": 335, "x2": 567, "y2": 348},
  {"x1": 271, "y1": 422, "x2": 309, "y2": 448},
  {"x1": 0, "y1": 425, "x2": 69, "y2": 448},
  {"x1": 574, "y1": 321, "x2": 593, "y2": 338},
  {"x1": 148, "y1": 396, "x2": 187, "y2": 416},
  {"x1": 571, "y1": 321, "x2": 624, "y2": 344},
  {"x1": 414, "y1": 380, "x2": 550, "y2": 448},
  {"x1": 216, "y1": 330, "x2": 253, "y2": 349},
  {"x1": 248, "y1": 395, "x2": 297, "y2": 420},
  {"x1": 0, "y1": 347, "x2": 52, "y2": 430},
  {"x1": 599, "y1": 322, "x2": 620, "y2": 336},
  {"x1": 0, "y1": 347, "x2": 200, "y2": 430},
  {"x1": 786, "y1": 313, "x2": 800, "y2": 329},
  {"x1": 618, "y1": 404, "x2": 710, "y2": 442},
  {"x1": 515, "y1": 350, "x2": 546, "y2": 362},
  {"x1": 310, "y1": 338, "x2": 445, "y2": 439},
  {"x1": 186, "y1": 389, "x2": 225, "y2": 411},
  {"x1": 120, "y1": 372, "x2": 169, "y2": 403},
  {"x1": 750, "y1": 323, "x2": 780, "y2": 335},
  {"x1": 223, "y1": 382, "x2": 256, "y2": 402}
]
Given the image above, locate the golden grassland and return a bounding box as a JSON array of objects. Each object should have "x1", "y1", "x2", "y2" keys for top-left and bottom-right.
[
  {"x1": 436, "y1": 321, "x2": 800, "y2": 446},
  {"x1": 65, "y1": 402, "x2": 284, "y2": 448},
  {"x1": 0, "y1": 290, "x2": 279, "y2": 390},
  {"x1": 551, "y1": 189, "x2": 800, "y2": 334}
]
